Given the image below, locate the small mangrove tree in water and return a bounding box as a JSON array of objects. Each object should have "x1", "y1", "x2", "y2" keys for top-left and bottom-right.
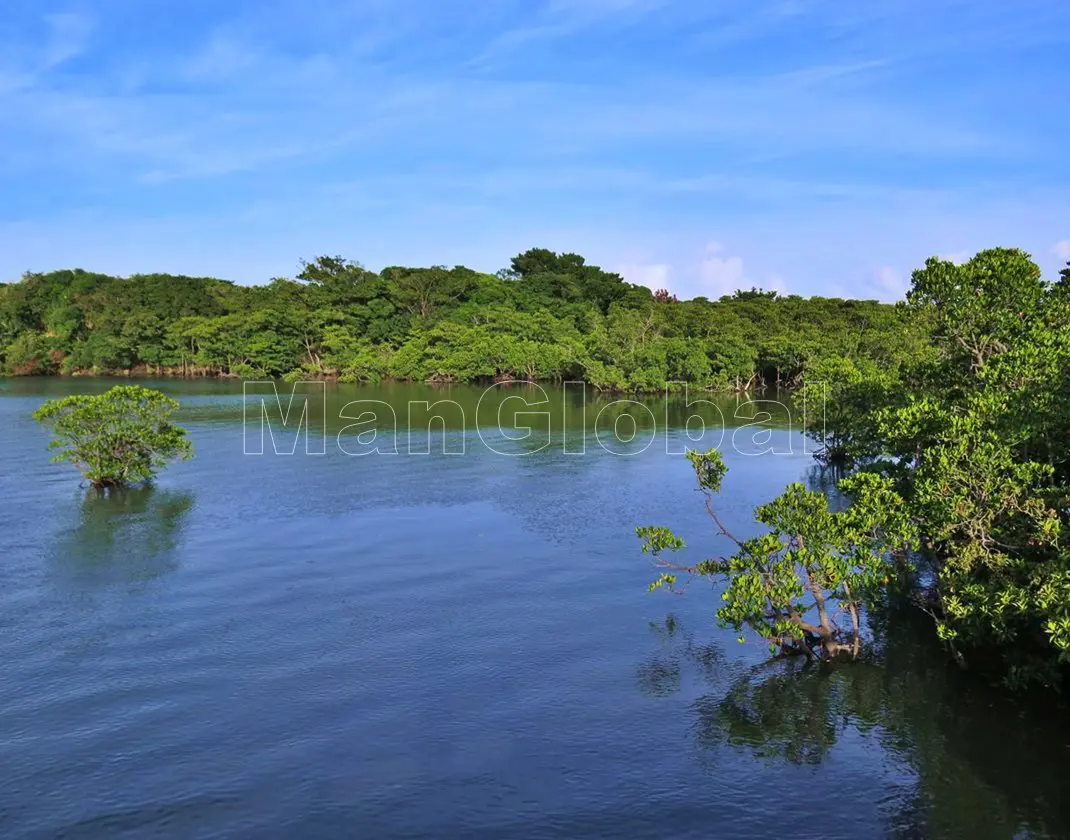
[
  {"x1": 33, "y1": 385, "x2": 193, "y2": 489},
  {"x1": 637, "y1": 449, "x2": 917, "y2": 662}
]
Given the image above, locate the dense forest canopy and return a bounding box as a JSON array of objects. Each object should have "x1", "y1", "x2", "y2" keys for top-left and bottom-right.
[
  {"x1": 9, "y1": 245, "x2": 1070, "y2": 688},
  {"x1": 641, "y1": 248, "x2": 1070, "y2": 690},
  {"x1": 0, "y1": 248, "x2": 930, "y2": 390}
]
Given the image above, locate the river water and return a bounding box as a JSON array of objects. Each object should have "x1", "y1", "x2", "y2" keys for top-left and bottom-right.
[{"x1": 1, "y1": 378, "x2": 1067, "y2": 839}]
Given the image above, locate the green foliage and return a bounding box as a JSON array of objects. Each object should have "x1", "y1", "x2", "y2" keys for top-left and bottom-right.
[
  {"x1": 794, "y1": 355, "x2": 903, "y2": 465},
  {"x1": 906, "y1": 249, "x2": 1046, "y2": 372},
  {"x1": 638, "y1": 449, "x2": 917, "y2": 661},
  {"x1": 0, "y1": 249, "x2": 917, "y2": 392},
  {"x1": 33, "y1": 385, "x2": 193, "y2": 489},
  {"x1": 5, "y1": 332, "x2": 61, "y2": 375},
  {"x1": 872, "y1": 249, "x2": 1070, "y2": 687},
  {"x1": 686, "y1": 447, "x2": 728, "y2": 492},
  {"x1": 711, "y1": 246, "x2": 1070, "y2": 688}
]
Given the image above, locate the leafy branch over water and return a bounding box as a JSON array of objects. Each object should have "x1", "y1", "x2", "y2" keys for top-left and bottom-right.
[
  {"x1": 638, "y1": 448, "x2": 917, "y2": 662},
  {"x1": 640, "y1": 249, "x2": 1070, "y2": 690}
]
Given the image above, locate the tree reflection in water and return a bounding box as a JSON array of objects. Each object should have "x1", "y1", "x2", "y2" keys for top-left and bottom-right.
[
  {"x1": 639, "y1": 609, "x2": 1070, "y2": 839},
  {"x1": 49, "y1": 486, "x2": 194, "y2": 588}
]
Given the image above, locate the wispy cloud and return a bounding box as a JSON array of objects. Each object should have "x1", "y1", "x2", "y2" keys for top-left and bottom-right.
[
  {"x1": 938, "y1": 251, "x2": 970, "y2": 265},
  {"x1": 469, "y1": 0, "x2": 669, "y2": 66},
  {"x1": 43, "y1": 13, "x2": 93, "y2": 64},
  {"x1": 869, "y1": 267, "x2": 908, "y2": 302},
  {"x1": 615, "y1": 242, "x2": 790, "y2": 300},
  {"x1": 616, "y1": 262, "x2": 670, "y2": 291},
  {"x1": 0, "y1": 0, "x2": 1067, "y2": 293},
  {"x1": 697, "y1": 243, "x2": 748, "y2": 298},
  {"x1": 0, "y1": 10, "x2": 92, "y2": 94}
]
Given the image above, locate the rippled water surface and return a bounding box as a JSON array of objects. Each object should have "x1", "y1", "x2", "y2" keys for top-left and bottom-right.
[{"x1": 2, "y1": 379, "x2": 1069, "y2": 839}]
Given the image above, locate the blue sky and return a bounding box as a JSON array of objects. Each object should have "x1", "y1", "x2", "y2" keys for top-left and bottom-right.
[{"x1": 1, "y1": 0, "x2": 1068, "y2": 300}]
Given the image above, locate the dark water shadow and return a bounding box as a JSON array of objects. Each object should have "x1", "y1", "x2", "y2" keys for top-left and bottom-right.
[
  {"x1": 48, "y1": 486, "x2": 194, "y2": 588},
  {"x1": 635, "y1": 613, "x2": 731, "y2": 700},
  {"x1": 640, "y1": 608, "x2": 1070, "y2": 839}
]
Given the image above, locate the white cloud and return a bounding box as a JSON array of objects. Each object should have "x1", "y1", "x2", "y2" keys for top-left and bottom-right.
[
  {"x1": 616, "y1": 242, "x2": 786, "y2": 300},
  {"x1": 616, "y1": 262, "x2": 670, "y2": 291},
  {"x1": 866, "y1": 266, "x2": 908, "y2": 301},
  {"x1": 938, "y1": 250, "x2": 969, "y2": 264},
  {"x1": 1053, "y1": 240, "x2": 1070, "y2": 261},
  {"x1": 698, "y1": 242, "x2": 747, "y2": 298}
]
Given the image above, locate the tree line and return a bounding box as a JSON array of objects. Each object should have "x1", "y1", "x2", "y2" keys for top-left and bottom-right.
[
  {"x1": 640, "y1": 249, "x2": 1070, "y2": 691},
  {"x1": 20, "y1": 242, "x2": 1070, "y2": 689},
  {"x1": 0, "y1": 248, "x2": 927, "y2": 390}
]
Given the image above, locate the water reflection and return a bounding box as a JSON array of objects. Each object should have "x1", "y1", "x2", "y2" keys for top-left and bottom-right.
[
  {"x1": 162, "y1": 379, "x2": 798, "y2": 437},
  {"x1": 696, "y1": 659, "x2": 847, "y2": 765},
  {"x1": 802, "y1": 462, "x2": 846, "y2": 492},
  {"x1": 636, "y1": 614, "x2": 727, "y2": 699},
  {"x1": 641, "y1": 609, "x2": 1070, "y2": 839},
  {"x1": 49, "y1": 486, "x2": 194, "y2": 588}
]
